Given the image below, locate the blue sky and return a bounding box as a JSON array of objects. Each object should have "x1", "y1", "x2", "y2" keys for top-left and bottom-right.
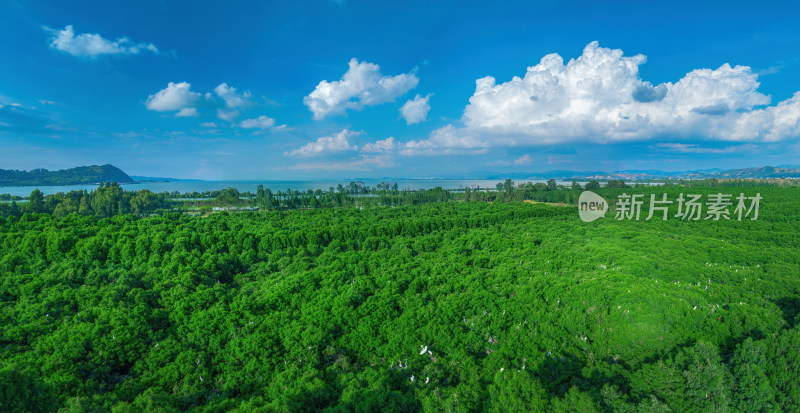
[{"x1": 2, "y1": 0, "x2": 800, "y2": 179}]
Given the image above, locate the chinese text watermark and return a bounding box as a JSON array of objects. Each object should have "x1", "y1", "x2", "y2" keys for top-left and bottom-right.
[{"x1": 579, "y1": 191, "x2": 761, "y2": 223}]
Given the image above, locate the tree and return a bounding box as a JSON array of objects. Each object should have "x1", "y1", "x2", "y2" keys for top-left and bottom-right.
[
  {"x1": 585, "y1": 180, "x2": 600, "y2": 190},
  {"x1": 256, "y1": 185, "x2": 275, "y2": 210},
  {"x1": 764, "y1": 327, "x2": 800, "y2": 409},
  {"x1": 504, "y1": 179, "x2": 515, "y2": 197},
  {"x1": 53, "y1": 203, "x2": 68, "y2": 218},
  {"x1": 731, "y1": 338, "x2": 776, "y2": 412},
  {"x1": 546, "y1": 179, "x2": 557, "y2": 191},
  {"x1": 606, "y1": 179, "x2": 628, "y2": 189},
  {"x1": 78, "y1": 195, "x2": 92, "y2": 215},
  {"x1": 91, "y1": 182, "x2": 125, "y2": 217},
  {"x1": 28, "y1": 189, "x2": 45, "y2": 213},
  {"x1": 9, "y1": 201, "x2": 20, "y2": 217},
  {"x1": 487, "y1": 371, "x2": 549, "y2": 412},
  {"x1": 214, "y1": 187, "x2": 243, "y2": 206},
  {"x1": 571, "y1": 181, "x2": 582, "y2": 191},
  {"x1": 131, "y1": 190, "x2": 157, "y2": 215},
  {"x1": 0, "y1": 369, "x2": 57, "y2": 412},
  {"x1": 681, "y1": 341, "x2": 731, "y2": 412},
  {"x1": 551, "y1": 386, "x2": 602, "y2": 412}
]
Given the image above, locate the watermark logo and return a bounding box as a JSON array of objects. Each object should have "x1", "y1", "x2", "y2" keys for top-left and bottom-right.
[
  {"x1": 579, "y1": 191, "x2": 608, "y2": 222},
  {"x1": 578, "y1": 191, "x2": 762, "y2": 222}
]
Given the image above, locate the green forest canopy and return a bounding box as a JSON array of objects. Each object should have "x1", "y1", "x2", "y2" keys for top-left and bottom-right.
[{"x1": 0, "y1": 184, "x2": 799, "y2": 412}]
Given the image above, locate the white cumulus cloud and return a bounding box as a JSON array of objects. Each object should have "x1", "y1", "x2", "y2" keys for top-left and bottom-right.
[
  {"x1": 217, "y1": 108, "x2": 240, "y2": 122},
  {"x1": 145, "y1": 82, "x2": 202, "y2": 113},
  {"x1": 414, "y1": 41, "x2": 800, "y2": 152},
  {"x1": 146, "y1": 81, "x2": 279, "y2": 124},
  {"x1": 514, "y1": 154, "x2": 532, "y2": 165},
  {"x1": 401, "y1": 125, "x2": 488, "y2": 156},
  {"x1": 46, "y1": 25, "x2": 158, "y2": 58},
  {"x1": 286, "y1": 129, "x2": 360, "y2": 157},
  {"x1": 400, "y1": 94, "x2": 431, "y2": 124},
  {"x1": 175, "y1": 108, "x2": 198, "y2": 117},
  {"x1": 214, "y1": 83, "x2": 252, "y2": 108},
  {"x1": 362, "y1": 137, "x2": 395, "y2": 152},
  {"x1": 240, "y1": 115, "x2": 276, "y2": 129},
  {"x1": 304, "y1": 58, "x2": 418, "y2": 119}
]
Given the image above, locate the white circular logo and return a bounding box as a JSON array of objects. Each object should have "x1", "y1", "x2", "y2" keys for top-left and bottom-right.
[{"x1": 579, "y1": 191, "x2": 608, "y2": 222}]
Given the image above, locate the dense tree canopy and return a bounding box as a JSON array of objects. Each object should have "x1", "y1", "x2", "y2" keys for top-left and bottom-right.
[{"x1": 0, "y1": 184, "x2": 798, "y2": 411}]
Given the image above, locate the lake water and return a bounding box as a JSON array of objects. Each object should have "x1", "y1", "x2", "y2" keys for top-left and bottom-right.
[{"x1": 0, "y1": 179, "x2": 589, "y2": 197}]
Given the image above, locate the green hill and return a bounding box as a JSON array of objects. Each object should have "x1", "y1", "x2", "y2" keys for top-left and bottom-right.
[
  {"x1": 0, "y1": 164, "x2": 133, "y2": 186},
  {"x1": 715, "y1": 166, "x2": 800, "y2": 179}
]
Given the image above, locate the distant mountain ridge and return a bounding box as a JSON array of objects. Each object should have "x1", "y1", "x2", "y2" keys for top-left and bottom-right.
[
  {"x1": 0, "y1": 164, "x2": 133, "y2": 186},
  {"x1": 481, "y1": 166, "x2": 800, "y2": 181},
  {"x1": 714, "y1": 166, "x2": 800, "y2": 179}
]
